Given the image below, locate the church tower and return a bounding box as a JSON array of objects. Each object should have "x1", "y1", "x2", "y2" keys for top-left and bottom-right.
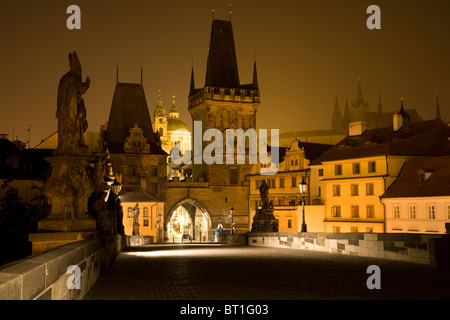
[
  {"x1": 188, "y1": 18, "x2": 260, "y2": 185},
  {"x1": 152, "y1": 90, "x2": 168, "y2": 150},
  {"x1": 351, "y1": 78, "x2": 369, "y2": 122}
]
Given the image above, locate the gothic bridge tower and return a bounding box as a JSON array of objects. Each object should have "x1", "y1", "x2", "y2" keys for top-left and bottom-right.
[{"x1": 189, "y1": 19, "x2": 260, "y2": 185}]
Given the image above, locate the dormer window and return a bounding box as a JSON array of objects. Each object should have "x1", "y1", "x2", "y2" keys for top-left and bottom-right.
[{"x1": 418, "y1": 169, "x2": 433, "y2": 182}]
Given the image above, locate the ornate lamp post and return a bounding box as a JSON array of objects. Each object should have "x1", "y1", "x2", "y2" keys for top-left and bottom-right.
[
  {"x1": 230, "y1": 206, "x2": 235, "y2": 234},
  {"x1": 111, "y1": 180, "x2": 122, "y2": 234},
  {"x1": 298, "y1": 177, "x2": 308, "y2": 232}
]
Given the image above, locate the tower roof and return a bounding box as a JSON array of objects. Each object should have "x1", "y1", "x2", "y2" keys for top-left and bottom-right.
[
  {"x1": 205, "y1": 19, "x2": 240, "y2": 88},
  {"x1": 106, "y1": 83, "x2": 164, "y2": 154},
  {"x1": 153, "y1": 90, "x2": 166, "y2": 118}
]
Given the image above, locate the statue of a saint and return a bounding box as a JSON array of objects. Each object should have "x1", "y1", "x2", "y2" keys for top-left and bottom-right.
[
  {"x1": 56, "y1": 51, "x2": 90, "y2": 153},
  {"x1": 259, "y1": 180, "x2": 270, "y2": 209}
]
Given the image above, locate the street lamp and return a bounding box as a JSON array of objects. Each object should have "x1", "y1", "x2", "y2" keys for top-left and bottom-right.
[
  {"x1": 298, "y1": 177, "x2": 308, "y2": 233},
  {"x1": 111, "y1": 179, "x2": 122, "y2": 234},
  {"x1": 230, "y1": 206, "x2": 235, "y2": 234}
]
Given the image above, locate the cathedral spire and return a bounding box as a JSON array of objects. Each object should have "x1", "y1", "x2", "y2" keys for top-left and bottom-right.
[
  {"x1": 378, "y1": 95, "x2": 383, "y2": 113},
  {"x1": 332, "y1": 95, "x2": 343, "y2": 132},
  {"x1": 435, "y1": 89, "x2": 442, "y2": 120}
]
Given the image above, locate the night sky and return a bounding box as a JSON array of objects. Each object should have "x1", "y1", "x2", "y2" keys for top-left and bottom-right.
[{"x1": 1, "y1": 0, "x2": 449, "y2": 147}]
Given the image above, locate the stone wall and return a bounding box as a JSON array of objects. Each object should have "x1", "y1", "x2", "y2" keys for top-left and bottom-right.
[
  {"x1": 0, "y1": 235, "x2": 126, "y2": 300},
  {"x1": 221, "y1": 234, "x2": 248, "y2": 246},
  {"x1": 248, "y1": 232, "x2": 446, "y2": 265}
]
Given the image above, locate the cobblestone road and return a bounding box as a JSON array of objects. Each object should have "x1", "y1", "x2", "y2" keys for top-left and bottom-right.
[{"x1": 85, "y1": 244, "x2": 450, "y2": 300}]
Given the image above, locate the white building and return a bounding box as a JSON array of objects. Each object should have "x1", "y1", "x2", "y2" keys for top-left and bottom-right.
[{"x1": 381, "y1": 155, "x2": 450, "y2": 234}]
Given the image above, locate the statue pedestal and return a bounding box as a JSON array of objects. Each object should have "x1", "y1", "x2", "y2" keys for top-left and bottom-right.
[
  {"x1": 251, "y1": 208, "x2": 279, "y2": 233},
  {"x1": 31, "y1": 154, "x2": 98, "y2": 254}
]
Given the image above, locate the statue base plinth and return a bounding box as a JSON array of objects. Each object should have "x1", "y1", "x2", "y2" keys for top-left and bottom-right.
[
  {"x1": 29, "y1": 231, "x2": 96, "y2": 255},
  {"x1": 251, "y1": 208, "x2": 279, "y2": 233},
  {"x1": 38, "y1": 218, "x2": 96, "y2": 232}
]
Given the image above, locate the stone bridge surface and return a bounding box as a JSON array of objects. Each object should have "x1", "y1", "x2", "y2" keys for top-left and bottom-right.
[{"x1": 84, "y1": 244, "x2": 450, "y2": 300}]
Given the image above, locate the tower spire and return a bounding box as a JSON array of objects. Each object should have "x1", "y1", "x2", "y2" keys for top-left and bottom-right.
[
  {"x1": 378, "y1": 95, "x2": 382, "y2": 113},
  {"x1": 435, "y1": 89, "x2": 442, "y2": 120},
  {"x1": 190, "y1": 64, "x2": 196, "y2": 95},
  {"x1": 140, "y1": 67, "x2": 143, "y2": 84},
  {"x1": 252, "y1": 48, "x2": 258, "y2": 90},
  {"x1": 116, "y1": 65, "x2": 119, "y2": 83},
  {"x1": 228, "y1": 3, "x2": 232, "y2": 21},
  {"x1": 211, "y1": 0, "x2": 215, "y2": 20}
]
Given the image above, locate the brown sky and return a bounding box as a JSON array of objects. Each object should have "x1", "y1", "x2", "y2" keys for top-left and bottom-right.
[{"x1": 0, "y1": 0, "x2": 449, "y2": 147}]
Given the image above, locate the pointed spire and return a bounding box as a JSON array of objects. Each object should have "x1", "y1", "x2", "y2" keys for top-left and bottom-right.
[
  {"x1": 140, "y1": 67, "x2": 143, "y2": 84},
  {"x1": 211, "y1": 0, "x2": 215, "y2": 20},
  {"x1": 252, "y1": 49, "x2": 258, "y2": 90},
  {"x1": 116, "y1": 65, "x2": 119, "y2": 83},
  {"x1": 435, "y1": 89, "x2": 442, "y2": 121},
  {"x1": 170, "y1": 95, "x2": 179, "y2": 119},
  {"x1": 190, "y1": 64, "x2": 196, "y2": 95},
  {"x1": 332, "y1": 95, "x2": 343, "y2": 132},
  {"x1": 205, "y1": 19, "x2": 240, "y2": 88},
  {"x1": 228, "y1": 2, "x2": 233, "y2": 21},
  {"x1": 378, "y1": 95, "x2": 383, "y2": 113},
  {"x1": 355, "y1": 76, "x2": 366, "y2": 106},
  {"x1": 154, "y1": 90, "x2": 166, "y2": 118}
]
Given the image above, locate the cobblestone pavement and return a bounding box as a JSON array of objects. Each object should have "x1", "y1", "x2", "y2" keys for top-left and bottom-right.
[{"x1": 85, "y1": 244, "x2": 450, "y2": 300}]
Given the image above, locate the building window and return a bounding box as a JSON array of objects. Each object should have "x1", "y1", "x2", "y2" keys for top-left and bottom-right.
[
  {"x1": 268, "y1": 178, "x2": 276, "y2": 188},
  {"x1": 279, "y1": 177, "x2": 285, "y2": 188},
  {"x1": 409, "y1": 205, "x2": 417, "y2": 219},
  {"x1": 127, "y1": 207, "x2": 133, "y2": 218},
  {"x1": 393, "y1": 205, "x2": 400, "y2": 219},
  {"x1": 333, "y1": 226, "x2": 340, "y2": 233},
  {"x1": 143, "y1": 219, "x2": 149, "y2": 227},
  {"x1": 447, "y1": 205, "x2": 450, "y2": 220},
  {"x1": 287, "y1": 219, "x2": 292, "y2": 229},
  {"x1": 366, "y1": 228, "x2": 373, "y2": 233},
  {"x1": 368, "y1": 161, "x2": 376, "y2": 173},
  {"x1": 331, "y1": 206, "x2": 341, "y2": 217},
  {"x1": 427, "y1": 205, "x2": 436, "y2": 220},
  {"x1": 351, "y1": 184, "x2": 359, "y2": 196},
  {"x1": 333, "y1": 185, "x2": 341, "y2": 197},
  {"x1": 353, "y1": 163, "x2": 360, "y2": 174},
  {"x1": 150, "y1": 167, "x2": 158, "y2": 176},
  {"x1": 318, "y1": 169, "x2": 324, "y2": 177},
  {"x1": 351, "y1": 206, "x2": 359, "y2": 218},
  {"x1": 366, "y1": 205, "x2": 375, "y2": 218},
  {"x1": 150, "y1": 183, "x2": 159, "y2": 195},
  {"x1": 318, "y1": 186, "x2": 321, "y2": 198},
  {"x1": 230, "y1": 168, "x2": 239, "y2": 185},
  {"x1": 291, "y1": 176, "x2": 297, "y2": 188},
  {"x1": 143, "y1": 207, "x2": 149, "y2": 217},
  {"x1": 335, "y1": 165, "x2": 342, "y2": 176},
  {"x1": 351, "y1": 227, "x2": 358, "y2": 233},
  {"x1": 366, "y1": 183, "x2": 374, "y2": 195}
]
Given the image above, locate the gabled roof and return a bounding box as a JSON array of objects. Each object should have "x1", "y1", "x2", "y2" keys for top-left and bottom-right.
[
  {"x1": 311, "y1": 119, "x2": 450, "y2": 165},
  {"x1": 381, "y1": 155, "x2": 450, "y2": 198},
  {"x1": 268, "y1": 141, "x2": 333, "y2": 165},
  {"x1": 119, "y1": 185, "x2": 162, "y2": 203}
]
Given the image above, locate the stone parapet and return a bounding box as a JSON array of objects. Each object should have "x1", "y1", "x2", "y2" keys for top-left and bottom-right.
[
  {"x1": 0, "y1": 235, "x2": 126, "y2": 300},
  {"x1": 248, "y1": 232, "x2": 446, "y2": 266}
]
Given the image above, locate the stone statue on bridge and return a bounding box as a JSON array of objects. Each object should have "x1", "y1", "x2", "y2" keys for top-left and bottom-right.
[{"x1": 56, "y1": 51, "x2": 90, "y2": 155}]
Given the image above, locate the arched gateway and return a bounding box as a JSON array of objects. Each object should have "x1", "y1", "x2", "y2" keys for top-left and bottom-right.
[{"x1": 165, "y1": 197, "x2": 213, "y2": 242}]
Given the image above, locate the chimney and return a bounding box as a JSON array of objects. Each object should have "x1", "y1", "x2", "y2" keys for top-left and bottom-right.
[{"x1": 349, "y1": 121, "x2": 367, "y2": 136}]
